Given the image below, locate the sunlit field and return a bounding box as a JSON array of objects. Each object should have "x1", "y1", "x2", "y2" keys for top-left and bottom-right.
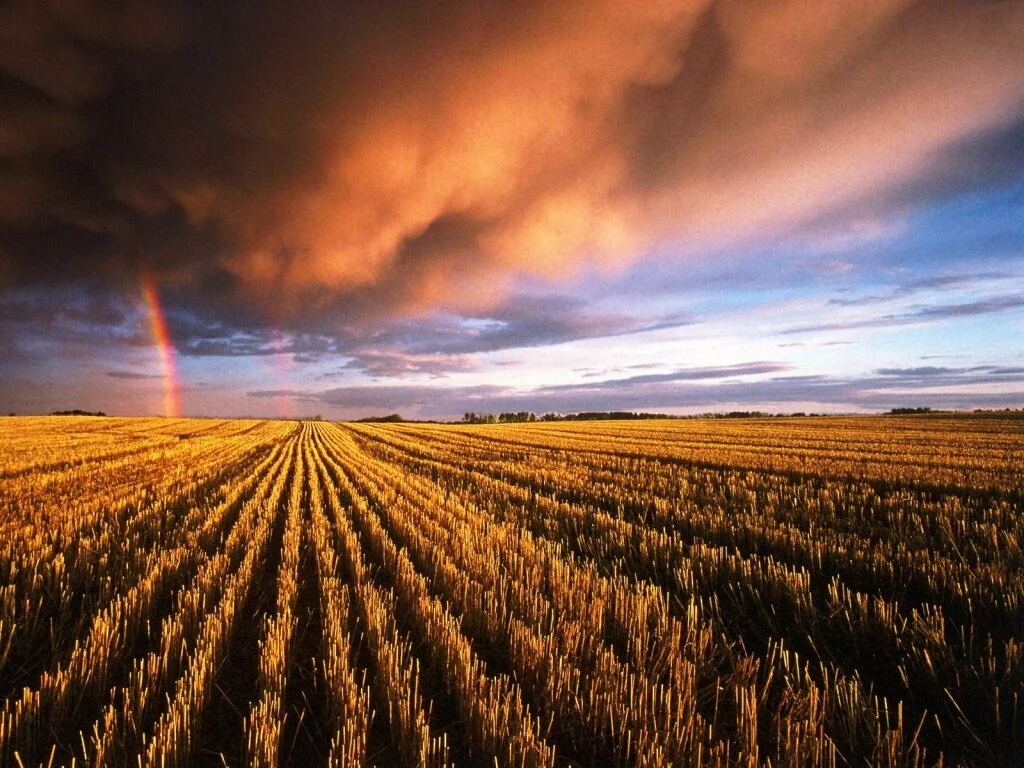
[{"x1": 1, "y1": 415, "x2": 1021, "y2": 767}]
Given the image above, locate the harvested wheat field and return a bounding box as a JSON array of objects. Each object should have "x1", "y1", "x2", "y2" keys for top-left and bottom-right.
[{"x1": 0, "y1": 414, "x2": 1021, "y2": 767}]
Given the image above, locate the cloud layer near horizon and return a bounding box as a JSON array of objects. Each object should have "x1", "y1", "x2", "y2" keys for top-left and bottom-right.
[
  {"x1": 3, "y1": 0, "x2": 1024, "y2": 323},
  {"x1": 247, "y1": 361, "x2": 1024, "y2": 419}
]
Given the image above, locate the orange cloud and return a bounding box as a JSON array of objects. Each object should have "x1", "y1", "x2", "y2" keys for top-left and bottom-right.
[{"x1": 2, "y1": 1, "x2": 1023, "y2": 320}]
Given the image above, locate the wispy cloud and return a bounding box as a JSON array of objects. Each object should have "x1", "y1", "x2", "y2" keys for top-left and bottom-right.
[
  {"x1": 784, "y1": 294, "x2": 1024, "y2": 335},
  {"x1": 105, "y1": 370, "x2": 163, "y2": 380},
  {"x1": 247, "y1": 389, "x2": 319, "y2": 400},
  {"x1": 342, "y1": 351, "x2": 478, "y2": 378},
  {"x1": 252, "y1": 361, "x2": 1024, "y2": 420},
  {"x1": 827, "y1": 272, "x2": 1016, "y2": 307},
  {"x1": 544, "y1": 362, "x2": 792, "y2": 391}
]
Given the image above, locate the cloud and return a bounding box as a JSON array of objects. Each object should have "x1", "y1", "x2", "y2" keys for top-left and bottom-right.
[
  {"x1": 0, "y1": 286, "x2": 145, "y2": 362},
  {"x1": 330, "y1": 293, "x2": 694, "y2": 377},
  {"x1": 544, "y1": 362, "x2": 792, "y2": 390},
  {"x1": 249, "y1": 360, "x2": 1024, "y2": 420},
  {"x1": 432, "y1": 295, "x2": 692, "y2": 354},
  {"x1": 341, "y1": 351, "x2": 478, "y2": 378},
  {"x1": 791, "y1": 217, "x2": 905, "y2": 257},
  {"x1": 287, "y1": 384, "x2": 503, "y2": 414},
  {"x1": 177, "y1": 331, "x2": 337, "y2": 360},
  {"x1": 828, "y1": 271, "x2": 1016, "y2": 307},
  {"x1": 784, "y1": 293, "x2": 1024, "y2": 335},
  {"x1": 1, "y1": 282, "x2": 684, "y2": 381},
  {"x1": 105, "y1": 370, "x2": 163, "y2": 380},
  {"x1": 876, "y1": 366, "x2": 968, "y2": 377},
  {"x1": 247, "y1": 389, "x2": 318, "y2": 401},
  {"x1": 873, "y1": 365, "x2": 1024, "y2": 382},
  {"x1": 1, "y1": 1, "x2": 1023, "y2": 327}
]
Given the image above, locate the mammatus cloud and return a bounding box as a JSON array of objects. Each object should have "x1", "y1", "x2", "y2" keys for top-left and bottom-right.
[{"x1": 2, "y1": 1, "x2": 1024, "y2": 323}]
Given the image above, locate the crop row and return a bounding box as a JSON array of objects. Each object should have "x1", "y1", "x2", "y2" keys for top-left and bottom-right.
[{"x1": 0, "y1": 415, "x2": 1020, "y2": 766}]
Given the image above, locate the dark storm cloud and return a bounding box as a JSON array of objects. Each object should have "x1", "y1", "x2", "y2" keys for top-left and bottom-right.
[
  {"x1": 2, "y1": 1, "x2": 1024, "y2": 327},
  {"x1": 340, "y1": 295, "x2": 623, "y2": 359},
  {"x1": 896, "y1": 117, "x2": 1024, "y2": 208},
  {"x1": 791, "y1": 117, "x2": 1024, "y2": 239},
  {"x1": 144, "y1": 289, "x2": 684, "y2": 374},
  {"x1": 0, "y1": 285, "x2": 143, "y2": 363},
  {"x1": 0, "y1": 287, "x2": 127, "y2": 329},
  {"x1": 452, "y1": 295, "x2": 637, "y2": 354},
  {"x1": 333, "y1": 294, "x2": 693, "y2": 377},
  {"x1": 426, "y1": 295, "x2": 692, "y2": 355},
  {"x1": 177, "y1": 331, "x2": 338, "y2": 360}
]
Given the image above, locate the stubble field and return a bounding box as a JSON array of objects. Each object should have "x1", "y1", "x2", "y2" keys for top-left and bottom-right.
[{"x1": 0, "y1": 414, "x2": 1021, "y2": 767}]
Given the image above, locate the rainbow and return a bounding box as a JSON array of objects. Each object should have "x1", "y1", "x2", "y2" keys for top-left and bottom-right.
[{"x1": 141, "y1": 274, "x2": 181, "y2": 417}]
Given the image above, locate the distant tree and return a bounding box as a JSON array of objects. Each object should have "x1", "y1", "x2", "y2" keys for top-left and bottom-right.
[
  {"x1": 463, "y1": 410, "x2": 673, "y2": 424},
  {"x1": 496, "y1": 411, "x2": 536, "y2": 423},
  {"x1": 355, "y1": 413, "x2": 404, "y2": 423}
]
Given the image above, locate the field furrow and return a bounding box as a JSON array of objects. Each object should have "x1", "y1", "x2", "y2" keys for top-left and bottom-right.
[{"x1": 0, "y1": 414, "x2": 1020, "y2": 766}]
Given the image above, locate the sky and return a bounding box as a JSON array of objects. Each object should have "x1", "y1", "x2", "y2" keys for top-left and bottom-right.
[{"x1": 1, "y1": 0, "x2": 1023, "y2": 420}]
